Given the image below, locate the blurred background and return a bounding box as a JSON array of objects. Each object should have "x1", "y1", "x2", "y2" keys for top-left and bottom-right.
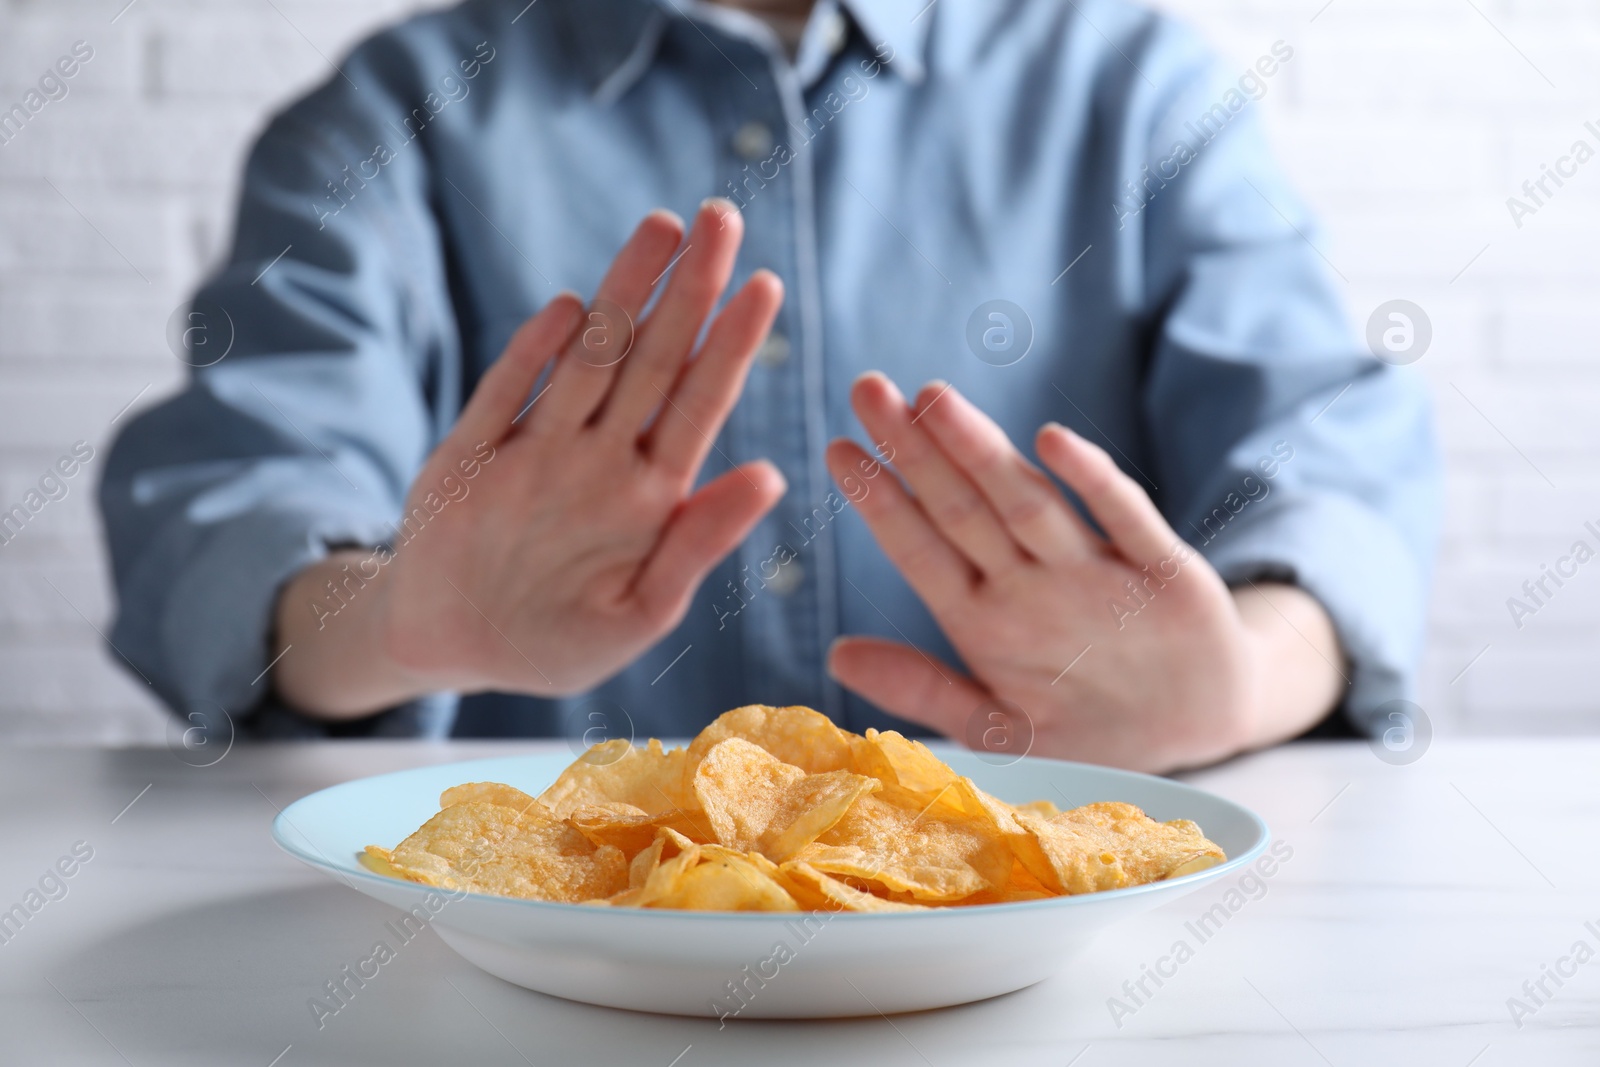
[{"x1": 1, "y1": 0, "x2": 1595, "y2": 742}]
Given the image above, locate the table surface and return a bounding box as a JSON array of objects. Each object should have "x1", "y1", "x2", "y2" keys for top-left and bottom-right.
[{"x1": 1, "y1": 737, "x2": 1595, "y2": 1066}]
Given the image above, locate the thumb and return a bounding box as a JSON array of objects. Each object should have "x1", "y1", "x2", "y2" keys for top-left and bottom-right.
[{"x1": 827, "y1": 636, "x2": 989, "y2": 740}]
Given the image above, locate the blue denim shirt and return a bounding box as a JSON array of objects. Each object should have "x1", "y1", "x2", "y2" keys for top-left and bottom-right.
[{"x1": 100, "y1": 0, "x2": 1439, "y2": 743}]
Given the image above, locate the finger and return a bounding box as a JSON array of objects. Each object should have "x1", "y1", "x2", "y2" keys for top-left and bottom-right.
[
  {"x1": 826, "y1": 636, "x2": 989, "y2": 740},
  {"x1": 911, "y1": 381, "x2": 1096, "y2": 565},
  {"x1": 1036, "y1": 422, "x2": 1181, "y2": 568},
  {"x1": 451, "y1": 292, "x2": 584, "y2": 446},
  {"x1": 529, "y1": 208, "x2": 686, "y2": 436},
  {"x1": 825, "y1": 438, "x2": 973, "y2": 612},
  {"x1": 600, "y1": 199, "x2": 746, "y2": 437},
  {"x1": 647, "y1": 269, "x2": 783, "y2": 484},
  {"x1": 851, "y1": 373, "x2": 1024, "y2": 576},
  {"x1": 632, "y1": 460, "x2": 786, "y2": 622}
]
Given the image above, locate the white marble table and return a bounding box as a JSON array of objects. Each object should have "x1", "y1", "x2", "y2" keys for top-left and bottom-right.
[{"x1": 1, "y1": 737, "x2": 1595, "y2": 1066}]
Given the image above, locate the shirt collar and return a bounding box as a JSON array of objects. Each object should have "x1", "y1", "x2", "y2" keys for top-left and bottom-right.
[
  {"x1": 566, "y1": 0, "x2": 930, "y2": 104},
  {"x1": 840, "y1": 0, "x2": 929, "y2": 84}
]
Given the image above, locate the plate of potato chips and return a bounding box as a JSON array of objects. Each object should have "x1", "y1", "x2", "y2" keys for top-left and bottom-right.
[{"x1": 273, "y1": 705, "x2": 1268, "y2": 1017}]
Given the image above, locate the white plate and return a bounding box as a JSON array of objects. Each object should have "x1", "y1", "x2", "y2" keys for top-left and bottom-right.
[{"x1": 272, "y1": 748, "x2": 1269, "y2": 1018}]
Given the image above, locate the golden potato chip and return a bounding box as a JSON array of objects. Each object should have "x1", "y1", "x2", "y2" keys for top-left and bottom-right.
[
  {"x1": 631, "y1": 839, "x2": 702, "y2": 908},
  {"x1": 1167, "y1": 853, "x2": 1224, "y2": 878},
  {"x1": 794, "y1": 784, "x2": 1013, "y2": 902},
  {"x1": 645, "y1": 849, "x2": 800, "y2": 912},
  {"x1": 697, "y1": 841, "x2": 782, "y2": 877},
  {"x1": 387, "y1": 801, "x2": 627, "y2": 902},
  {"x1": 565, "y1": 802, "x2": 712, "y2": 854},
  {"x1": 683, "y1": 705, "x2": 854, "y2": 787},
  {"x1": 359, "y1": 845, "x2": 405, "y2": 880},
  {"x1": 850, "y1": 729, "x2": 959, "y2": 795},
  {"x1": 692, "y1": 738, "x2": 880, "y2": 861},
  {"x1": 1014, "y1": 814, "x2": 1127, "y2": 894},
  {"x1": 656, "y1": 825, "x2": 699, "y2": 855},
  {"x1": 935, "y1": 777, "x2": 1063, "y2": 892},
  {"x1": 370, "y1": 705, "x2": 1229, "y2": 912},
  {"x1": 439, "y1": 781, "x2": 540, "y2": 812},
  {"x1": 779, "y1": 861, "x2": 931, "y2": 913},
  {"x1": 1061, "y1": 803, "x2": 1226, "y2": 882},
  {"x1": 998, "y1": 860, "x2": 1056, "y2": 900},
  {"x1": 538, "y1": 737, "x2": 690, "y2": 816},
  {"x1": 1014, "y1": 799, "x2": 1061, "y2": 819},
  {"x1": 627, "y1": 836, "x2": 665, "y2": 888},
  {"x1": 1015, "y1": 802, "x2": 1225, "y2": 894},
  {"x1": 950, "y1": 860, "x2": 1056, "y2": 905}
]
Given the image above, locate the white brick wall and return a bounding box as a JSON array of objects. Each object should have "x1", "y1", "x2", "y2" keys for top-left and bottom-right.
[
  {"x1": 0, "y1": 0, "x2": 441, "y2": 742},
  {"x1": 0, "y1": 0, "x2": 1594, "y2": 741},
  {"x1": 1172, "y1": 0, "x2": 1600, "y2": 737}
]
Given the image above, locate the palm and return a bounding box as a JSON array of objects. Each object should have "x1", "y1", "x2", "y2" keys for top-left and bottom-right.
[
  {"x1": 825, "y1": 375, "x2": 1258, "y2": 772},
  {"x1": 377, "y1": 203, "x2": 786, "y2": 698}
]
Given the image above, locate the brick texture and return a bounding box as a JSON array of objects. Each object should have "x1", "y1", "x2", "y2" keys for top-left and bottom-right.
[{"x1": 0, "y1": 0, "x2": 1595, "y2": 740}]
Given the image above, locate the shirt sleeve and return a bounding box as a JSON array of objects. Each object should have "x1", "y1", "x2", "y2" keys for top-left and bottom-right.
[
  {"x1": 1134, "y1": 42, "x2": 1442, "y2": 735},
  {"x1": 99, "y1": 43, "x2": 466, "y2": 739}
]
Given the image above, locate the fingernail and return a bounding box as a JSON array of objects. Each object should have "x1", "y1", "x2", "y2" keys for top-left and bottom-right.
[
  {"x1": 918, "y1": 380, "x2": 949, "y2": 407},
  {"x1": 825, "y1": 638, "x2": 846, "y2": 671},
  {"x1": 646, "y1": 207, "x2": 684, "y2": 229},
  {"x1": 700, "y1": 196, "x2": 738, "y2": 215}
]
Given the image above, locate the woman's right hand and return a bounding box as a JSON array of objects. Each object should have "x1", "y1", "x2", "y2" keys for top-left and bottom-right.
[{"x1": 273, "y1": 200, "x2": 785, "y2": 717}]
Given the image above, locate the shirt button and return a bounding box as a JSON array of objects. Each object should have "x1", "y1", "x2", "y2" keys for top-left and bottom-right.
[
  {"x1": 766, "y1": 558, "x2": 804, "y2": 597},
  {"x1": 756, "y1": 331, "x2": 791, "y2": 367},
  {"x1": 733, "y1": 121, "x2": 774, "y2": 162},
  {"x1": 820, "y1": 10, "x2": 849, "y2": 56}
]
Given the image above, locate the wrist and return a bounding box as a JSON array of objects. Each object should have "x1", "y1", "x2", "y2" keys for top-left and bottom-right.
[
  {"x1": 271, "y1": 549, "x2": 440, "y2": 719},
  {"x1": 1228, "y1": 582, "x2": 1345, "y2": 750}
]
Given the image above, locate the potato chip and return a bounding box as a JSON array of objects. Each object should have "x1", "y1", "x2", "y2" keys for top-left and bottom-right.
[
  {"x1": 628, "y1": 836, "x2": 665, "y2": 889},
  {"x1": 1167, "y1": 853, "x2": 1224, "y2": 878},
  {"x1": 794, "y1": 784, "x2": 1013, "y2": 902},
  {"x1": 359, "y1": 845, "x2": 404, "y2": 880},
  {"x1": 657, "y1": 826, "x2": 700, "y2": 855},
  {"x1": 439, "y1": 781, "x2": 540, "y2": 812},
  {"x1": 631, "y1": 839, "x2": 702, "y2": 908},
  {"x1": 683, "y1": 705, "x2": 854, "y2": 786},
  {"x1": 566, "y1": 803, "x2": 708, "y2": 854},
  {"x1": 938, "y1": 777, "x2": 1062, "y2": 892},
  {"x1": 779, "y1": 861, "x2": 931, "y2": 913},
  {"x1": 1015, "y1": 802, "x2": 1224, "y2": 894},
  {"x1": 950, "y1": 860, "x2": 1056, "y2": 905},
  {"x1": 1061, "y1": 803, "x2": 1226, "y2": 882},
  {"x1": 387, "y1": 801, "x2": 627, "y2": 902},
  {"x1": 692, "y1": 738, "x2": 880, "y2": 861},
  {"x1": 850, "y1": 729, "x2": 959, "y2": 795},
  {"x1": 1013, "y1": 799, "x2": 1061, "y2": 819},
  {"x1": 369, "y1": 705, "x2": 1227, "y2": 912},
  {"x1": 645, "y1": 849, "x2": 800, "y2": 912},
  {"x1": 697, "y1": 841, "x2": 784, "y2": 877},
  {"x1": 538, "y1": 737, "x2": 690, "y2": 816},
  {"x1": 998, "y1": 860, "x2": 1056, "y2": 900}
]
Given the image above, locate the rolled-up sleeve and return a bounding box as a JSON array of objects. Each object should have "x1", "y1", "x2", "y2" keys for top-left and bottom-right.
[
  {"x1": 100, "y1": 45, "x2": 463, "y2": 738},
  {"x1": 1136, "y1": 50, "x2": 1441, "y2": 734}
]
